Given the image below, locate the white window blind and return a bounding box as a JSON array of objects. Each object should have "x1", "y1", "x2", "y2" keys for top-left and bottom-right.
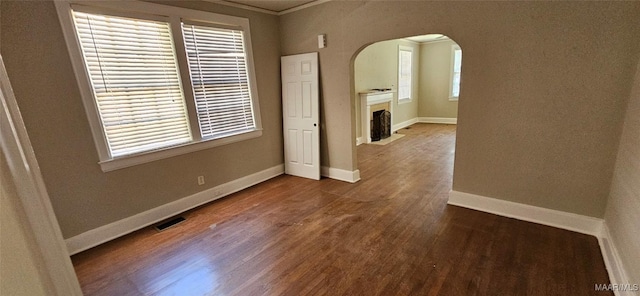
[
  {"x1": 72, "y1": 11, "x2": 192, "y2": 157},
  {"x1": 182, "y1": 23, "x2": 256, "y2": 139},
  {"x1": 398, "y1": 47, "x2": 412, "y2": 101},
  {"x1": 451, "y1": 48, "x2": 462, "y2": 98}
]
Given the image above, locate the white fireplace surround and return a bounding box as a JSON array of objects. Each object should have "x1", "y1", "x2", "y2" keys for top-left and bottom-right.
[{"x1": 360, "y1": 91, "x2": 394, "y2": 144}]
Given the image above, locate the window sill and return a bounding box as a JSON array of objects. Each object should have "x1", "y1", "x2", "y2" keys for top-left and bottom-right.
[
  {"x1": 449, "y1": 97, "x2": 459, "y2": 102},
  {"x1": 398, "y1": 98, "x2": 412, "y2": 105},
  {"x1": 99, "y1": 129, "x2": 263, "y2": 172}
]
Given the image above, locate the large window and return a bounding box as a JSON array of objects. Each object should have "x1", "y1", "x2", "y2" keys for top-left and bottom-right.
[
  {"x1": 55, "y1": 1, "x2": 262, "y2": 171},
  {"x1": 72, "y1": 11, "x2": 192, "y2": 158},
  {"x1": 398, "y1": 46, "x2": 413, "y2": 103},
  {"x1": 450, "y1": 45, "x2": 462, "y2": 100}
]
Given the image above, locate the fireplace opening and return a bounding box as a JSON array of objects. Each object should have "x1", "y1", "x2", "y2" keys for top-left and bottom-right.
[{"x1": 371, "y1": 110, "x2": 391, "y2": 141}]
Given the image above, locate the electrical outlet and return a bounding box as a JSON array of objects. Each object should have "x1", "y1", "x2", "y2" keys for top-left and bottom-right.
[{"x1": 197, "y1": 176, "x2": 205, "y2": 185}]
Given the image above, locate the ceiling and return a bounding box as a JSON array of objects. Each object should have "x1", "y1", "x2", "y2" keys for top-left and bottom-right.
[
  {"x1": 220, "y1": 0, "x2": 319, "y2": 13},
  {"x1": 405, "y1": 34, "x2": 451, "y2": 43}
]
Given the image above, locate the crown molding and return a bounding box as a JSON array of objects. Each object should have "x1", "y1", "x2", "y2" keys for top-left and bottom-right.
[
  {"x1": 279, "y1": 0, "x2": 331, "y2": 15},
  {"x1": 200, "y1": 0, "x2": 331, "y2": 16},
  {"x1": 202, "y1": 0, "x2": 278, "y2": 15}
]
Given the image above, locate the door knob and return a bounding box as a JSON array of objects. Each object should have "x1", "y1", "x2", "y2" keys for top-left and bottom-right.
[{"x1": 314, "y1": 123, "x2": 317, "y2": 127}]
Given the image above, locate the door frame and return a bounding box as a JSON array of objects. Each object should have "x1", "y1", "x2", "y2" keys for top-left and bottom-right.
[{"x1": 0, "y1": 55, "x2": 83, "y2": 295}]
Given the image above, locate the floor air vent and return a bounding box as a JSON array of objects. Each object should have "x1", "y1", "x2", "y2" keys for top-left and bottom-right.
[{"x1": 154, "y1": 216, "x2": 186, "y2": 232}]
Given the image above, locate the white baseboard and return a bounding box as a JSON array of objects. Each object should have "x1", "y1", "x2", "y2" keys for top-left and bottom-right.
[
  {"x1": 598, "y1": 225, "x2": 635, "y2": 296},
  {"x1": 321, "y1": 166, "x2": 361, "y2": 183},
  {"x1": 356, "y1": 137, "x2": 363, "y2": 146},
  {"x1": 449, "y1": 190, "x2": 638, "y2": 294},
  {"x1": 447, "y1": 190, "x2": 603, "y2": 236},
  {"x1": 66, "y1": 164, "x2": 284, "y2": 255},
  {"x1": 392, "y1": 118, "x2": 418, "y2": 132},
  {"x1": 418, "y1": 117, "x2": 457, "y2": 125}
]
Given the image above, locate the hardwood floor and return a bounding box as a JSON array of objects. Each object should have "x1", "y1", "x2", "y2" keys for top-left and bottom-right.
[{"x1": 72, "y1": 123, "x2": 612, "y2": 295}]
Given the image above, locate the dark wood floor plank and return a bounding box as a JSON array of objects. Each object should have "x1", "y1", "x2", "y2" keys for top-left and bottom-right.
[{"x1": 72, "y1": 123, "x2": 612, "y2": 295}]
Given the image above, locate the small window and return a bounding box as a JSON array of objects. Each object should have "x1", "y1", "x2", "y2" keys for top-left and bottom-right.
[
  {"x1": 450, "y1": 45, "x2": 462, "y2": 100},
  {"x1": 56, "y1": 1, "x2": 263, "y2": 171},
  {"x1": 398, "y1": 46, "x2": 413, "y2": 103}
]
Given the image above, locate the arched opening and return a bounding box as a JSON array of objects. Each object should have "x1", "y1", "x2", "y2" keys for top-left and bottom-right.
[{"x1": 351, "y1": 34, "x2": 462, "y2": 185}]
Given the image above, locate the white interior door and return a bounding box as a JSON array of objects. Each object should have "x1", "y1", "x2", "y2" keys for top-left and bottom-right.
[{"x1": 281, "y1": 52, "x2": 320, "y2": 180}]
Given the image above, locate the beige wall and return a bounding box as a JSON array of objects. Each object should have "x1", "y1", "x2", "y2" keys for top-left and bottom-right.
[
  {"x1": 605, "y1": 60, "x2": 640, "y2": 285},
  {"x1": 2, "y1": 0, "x2": 639, "y2": 247},
  {"x1": 1, "y1": 150, "x2": 53, "y2": 296},
  {"x1": 280, "y1": 1, "x2": 640, "y2": 217},
  {"x1": 1, "y1": 0, "x2": 283, "y2": 238},
  {"x1": 354, "y1": 39, "x2": 419, "y2": 139},
  {"x1": 418, "y1": 40, "x2": 459, "y2": 118}
]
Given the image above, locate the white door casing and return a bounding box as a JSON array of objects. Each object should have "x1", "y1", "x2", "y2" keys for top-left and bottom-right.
[
  {"x1": 0, "y1": 55, "x2": 83, "y2": 295},
  {"x1": 281, "y1": 52, "x2": 320, "y2": 180}
]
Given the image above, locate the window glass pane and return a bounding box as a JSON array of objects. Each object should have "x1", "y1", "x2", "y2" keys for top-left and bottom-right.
[
  {"x1": 453, "y1": 49, "x2": 462, "y2": 72},
  {"x1": 451, "y1": 47, "x2": 462, "y2": 98},
  {"x1": 398, "y1": 49, "x2": 412, "y2": 100},
  {"x1": 452, "y1": 73, "x2": 461, "y2": 97},
  {"x1": 72, "y1": 11, "x2": 191, "y2": 157},
  {"x1": 182, "y1": 23, "x2": 256, "y2": 139}
]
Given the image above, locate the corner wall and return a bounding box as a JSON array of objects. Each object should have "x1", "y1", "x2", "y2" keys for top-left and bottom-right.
[
  {"x1": 604, "y1": 59, "x2": 640, "y2": 287},
  {"x1": 418, "y1": 40, "x2": 459, "y2": 119}
]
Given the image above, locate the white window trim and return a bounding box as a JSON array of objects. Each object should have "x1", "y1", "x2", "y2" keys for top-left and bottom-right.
[
  {"x1": 54, "y1": 0, "x2": 263, "y2": 172},
  {"x1": 449, "y1": 44, "x2": 462, "y2": 101},
  {"x1": 397, "y1": 45, "x2": 413, "y2": 104}
]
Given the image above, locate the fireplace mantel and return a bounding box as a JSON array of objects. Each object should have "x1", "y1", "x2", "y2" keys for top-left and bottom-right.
[{"x1": 360, "y1": 91, "x2": 395, "y2": 144}]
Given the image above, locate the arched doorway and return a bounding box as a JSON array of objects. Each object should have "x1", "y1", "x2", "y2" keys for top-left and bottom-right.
[{"x1": 351, "y1": 34, "x2": 462, "y2": 181}]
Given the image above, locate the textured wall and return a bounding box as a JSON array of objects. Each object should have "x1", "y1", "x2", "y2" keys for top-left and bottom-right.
[
  {"x1": 280, "y1": 1, "x2": 640, "y2": 217},
  {"x1": 1, "y1": 0, "x2": 283, "y2": 238},
  {"x1": 418, "y1": 40, "x2": 459, "y2": 119},
  {"x1": 604, "y1": 60, "x2": 640, "y2": 286}
]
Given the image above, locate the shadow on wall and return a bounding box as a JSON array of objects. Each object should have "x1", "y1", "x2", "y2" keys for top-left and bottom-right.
[{"x1": 318, "y1": 61, "x2": 330, "y2": 167}]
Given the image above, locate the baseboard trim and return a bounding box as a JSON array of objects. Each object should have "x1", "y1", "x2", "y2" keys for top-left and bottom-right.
[
  {"x1": 448, "y1": 190, "x2": 638, "y2": 294},
  {"x1": 65, "y1": 164, "x2": 285, "y2": 255},
  {"x1": 321, "y1": 166, "x2": 361, "y2": 183},
  {"x1": 447, "y1": 190, "x2": 603, "y2": 236},
  {"x1": 392, "y1": 118, "x2": 418, "y2": 132},
  {"x1": 598, "y1": 225, "x2": 634, "y2": 296},
  {"x1": 418, "y1": 117, "x2": 457, "y2": 125},
  {"x1": 356, "y1": 137, "x2": 363, "y2": 146}
]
